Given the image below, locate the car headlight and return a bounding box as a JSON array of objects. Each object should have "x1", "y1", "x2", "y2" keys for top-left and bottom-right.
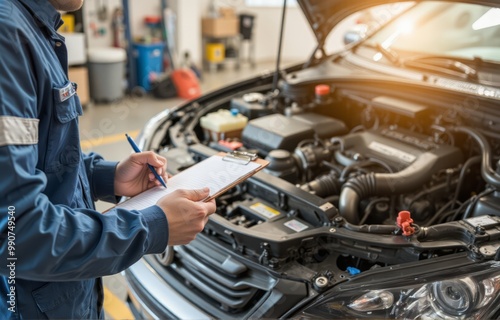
[{"x1": 296, "y1": 261, "x2": 500, "y2": 319}]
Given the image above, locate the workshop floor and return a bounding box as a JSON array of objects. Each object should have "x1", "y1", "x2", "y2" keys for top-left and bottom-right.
[{"x1": 79, "y1": 60, "x2": 295, "y2": 319}]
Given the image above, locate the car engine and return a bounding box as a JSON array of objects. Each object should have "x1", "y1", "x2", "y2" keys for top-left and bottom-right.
[{"x1": 140, "y1": 71, "x2": 500, "y2": 318}]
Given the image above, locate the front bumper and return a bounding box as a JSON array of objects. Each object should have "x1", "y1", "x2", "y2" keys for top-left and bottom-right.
[
  {"x1": 125, "y1": 259, "x2": 211, "y2": 320},
  {"x1": 124, "y1": 234, "x2": 309, "y2": 319}
]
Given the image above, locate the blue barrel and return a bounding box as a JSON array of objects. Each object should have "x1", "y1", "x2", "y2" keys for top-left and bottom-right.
[{"x1": 133, "y1": 42, "x2": 165, "y2": 91}]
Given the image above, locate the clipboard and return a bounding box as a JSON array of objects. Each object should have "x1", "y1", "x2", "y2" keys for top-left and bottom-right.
[{"x1": 112, "y1": 151, "x2": 269, "y2": 211}]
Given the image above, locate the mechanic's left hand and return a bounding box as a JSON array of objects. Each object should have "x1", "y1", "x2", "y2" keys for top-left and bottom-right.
[{"x1": 114, "y1": 151, "x2": 168, "y2": 197}]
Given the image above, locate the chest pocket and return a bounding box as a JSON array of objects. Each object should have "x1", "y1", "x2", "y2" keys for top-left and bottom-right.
[{"x1": 44, "y1": 82, "x2": 83, "y2": 174}]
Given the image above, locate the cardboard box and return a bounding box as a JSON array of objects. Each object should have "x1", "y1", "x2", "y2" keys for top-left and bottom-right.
[
  {"x1": 68, "y1": 67, "x2": 90, "y2": 106},
  {"x1": 219, "y1": 7, "x2": 235, "y2": 17},
  {"x1": 202, "y1": 17, "x2": 239, "y2": 37}
]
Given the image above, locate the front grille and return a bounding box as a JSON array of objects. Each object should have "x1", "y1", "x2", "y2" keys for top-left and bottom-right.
[{"x1": 151, "y1": 234, "x2": 276, "y2": 317}]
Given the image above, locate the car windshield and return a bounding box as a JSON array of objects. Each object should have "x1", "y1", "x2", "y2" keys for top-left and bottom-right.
[{"x1": 364, "y1": 1, "x2": 500, "y2": 63}]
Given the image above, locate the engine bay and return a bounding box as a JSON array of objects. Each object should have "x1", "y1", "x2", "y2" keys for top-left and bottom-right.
[
  {"x1": 124, "y1": 2, "x2": 500, "y2": 317},
  {"x1": 153, "y1": 71, "x2": 500, "y2": 275}
]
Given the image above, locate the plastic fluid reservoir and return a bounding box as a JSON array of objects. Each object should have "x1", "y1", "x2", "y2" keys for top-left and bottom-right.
[{"x1": 200, "y1": 109, "x2": 249, "y2": 141}]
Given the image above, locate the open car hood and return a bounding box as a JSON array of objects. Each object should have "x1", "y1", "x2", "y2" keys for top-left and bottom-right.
[{"x1": 297, "y1": 0, "x2": 499, "y2": 47}]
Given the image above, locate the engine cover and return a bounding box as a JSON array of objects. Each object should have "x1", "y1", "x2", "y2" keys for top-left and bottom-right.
[
  {"x1": 336, "y1": 127, "x2": 459, "y2": 171},
  {"x1": 242, "y1": 114, "x2": 315, "y2": 155},
  {"x1": 242, "y1": 113, "x2": 347, "y2": 155}
]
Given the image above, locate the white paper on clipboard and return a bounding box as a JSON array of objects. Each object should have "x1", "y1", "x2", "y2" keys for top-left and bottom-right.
[{"x1": 113, "y1": 152, "x2": 268, "y2": 211}]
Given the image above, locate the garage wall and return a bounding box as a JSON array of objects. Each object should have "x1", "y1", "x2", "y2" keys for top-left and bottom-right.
[
  {"x1": 83, "y1": 0, "x2": 163, "y2": 49},
  {"x1": 176, "y1": 0, "x2": 317, "y2": 64},
  {"x1": 235, "y1": 4, "x2": 317, "y2": 62},
  {"x1": 82, "y1": 0, "x2": 317, "y2": 65}
]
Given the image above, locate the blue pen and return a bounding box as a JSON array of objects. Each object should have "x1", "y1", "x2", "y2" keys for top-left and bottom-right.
[{"x1": 125, "y1": 133, "x2": 167, "y2": 188}]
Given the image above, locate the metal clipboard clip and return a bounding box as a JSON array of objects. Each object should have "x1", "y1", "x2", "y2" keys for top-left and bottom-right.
[{"x1": 222, "y1": 151, "x2": 258, "y2": 165}]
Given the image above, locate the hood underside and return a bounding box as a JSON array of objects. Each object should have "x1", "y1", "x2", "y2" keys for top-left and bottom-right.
[{"x1": 297, "y1": 0, "x2": 500, "y2": 47}]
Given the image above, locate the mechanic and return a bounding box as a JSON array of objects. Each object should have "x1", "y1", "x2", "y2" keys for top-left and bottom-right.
[{"x1": 0, "y1": 0, "x2": 216, "y2": 318}]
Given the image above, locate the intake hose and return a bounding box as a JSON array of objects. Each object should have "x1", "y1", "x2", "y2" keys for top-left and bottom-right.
[
  {"x1": 300, "y1": 171, "x2": 341, "y2": 197},
  {"x1": 450, "y1": 126, "x2": 500, "y2": 189},
  {"x1": 339, "y1": 148, "x2": 463, "y2": 224}
]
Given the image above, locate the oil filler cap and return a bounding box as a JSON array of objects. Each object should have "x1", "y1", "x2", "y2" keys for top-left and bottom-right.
[{"x1": 315, "y1": 84, "x2": 330, "y2": 96}]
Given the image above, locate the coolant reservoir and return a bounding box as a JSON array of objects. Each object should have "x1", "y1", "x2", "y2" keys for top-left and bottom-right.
[{"x1": 200, "y1": 109, "x2": 248, "y2": 142}]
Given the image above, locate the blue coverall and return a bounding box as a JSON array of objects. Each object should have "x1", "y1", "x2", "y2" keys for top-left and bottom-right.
[{"x1": 0, "y1": 0, "x2": 169, "y2": 318}]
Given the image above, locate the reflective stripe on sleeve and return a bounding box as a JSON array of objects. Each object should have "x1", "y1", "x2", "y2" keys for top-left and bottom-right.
[{"x1": 0, "y1": 116, "x2": 39, "y2": 147}]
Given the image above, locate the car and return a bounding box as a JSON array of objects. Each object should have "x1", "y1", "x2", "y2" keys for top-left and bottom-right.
[{"x1": 124, "y1": 0, "x2": 500, "y2": 319}]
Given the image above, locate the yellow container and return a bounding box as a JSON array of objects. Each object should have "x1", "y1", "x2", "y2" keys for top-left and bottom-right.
[
  {"x1": 205, "y1": 43, "x2": 225, "y2": 63},
  {"x1": 60, "y1": 14, "x2": 75, "y2": 33}
]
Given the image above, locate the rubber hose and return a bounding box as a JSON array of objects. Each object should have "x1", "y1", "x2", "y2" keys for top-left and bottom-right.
[
  {"x1": 300, "y1": 172, "x2": 341, "y2": 197},
  {"x1": 340, "y1": 153, "x2": 447, "y2": 224},
  {"x1": 451, "y1": 126, "x2": 500, "y2": 189},
  {"x1": 343, "y1": 221, "x2": 398, "y2": 234},
  {"x1": 417, "y1": 223, "x2": 472, "y2": 243}
]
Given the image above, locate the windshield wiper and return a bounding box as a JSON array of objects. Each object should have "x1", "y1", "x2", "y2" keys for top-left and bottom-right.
[
  {"x1": 355, "y1": 43, "x2": 499, "y2": 86},
  {"x1": 354, "y1": 42, "x2": 402, "y2": 66},
  {"x1": 374, "y1": 43, "x2": 402, "y2": 66},
  {"x1": 402, "y1": 56, "x2": 479, "y2": 81}
]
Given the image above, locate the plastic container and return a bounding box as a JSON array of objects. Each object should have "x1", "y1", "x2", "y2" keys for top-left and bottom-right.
[
  {"x1": 205, "y1": 43, "x2": 225, "y2": 63},
  {"x1": 144, "y1": 16, "x2": 163, "y2": 42},
  {"x1": 200, "y1": 109, "x2": 248, "y2": 142},
  {"x1": 60, "y1": 14, "x2": 75, "y2": 33},
  {"x1": 87, "y1": 47, "x2": 126, "y2": 102},
  {"x1": 133, "y1": 42, "x2": 165, "y2": 91},
  {"x1": 239, "y1": 13, "x2": 255, "y2": 40}
]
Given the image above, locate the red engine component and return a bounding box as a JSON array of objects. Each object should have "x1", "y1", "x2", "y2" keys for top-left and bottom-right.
[
  {"x1": 397, "y1": 210, "x2": 415, "y2": 236},
  {"x1": 218, "y1": 139, "x2": 243, "y2": 150},
  {"x1": 315, "y1": 84, "x2": 330, "y2": 96}
]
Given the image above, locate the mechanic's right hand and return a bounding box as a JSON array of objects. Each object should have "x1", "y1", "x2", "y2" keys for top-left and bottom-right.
[{"x1": 156, "y1": 187, "x2": 216, "y2": 245}]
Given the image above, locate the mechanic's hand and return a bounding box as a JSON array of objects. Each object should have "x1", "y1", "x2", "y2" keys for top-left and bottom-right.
[
  {"x1": 114, "y1": 151, "x2": 168, "y2": 197},
  {"x1": 157, "y1": 188, "x2": 216, "y2": 245}
]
